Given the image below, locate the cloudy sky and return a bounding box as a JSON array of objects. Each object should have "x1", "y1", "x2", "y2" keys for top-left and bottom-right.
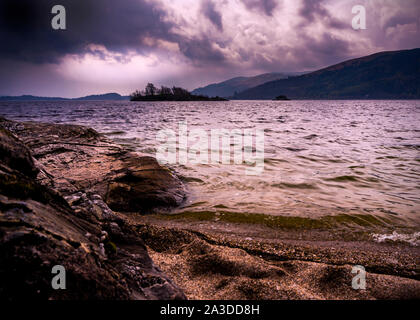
[{"x1": 0, "y1": 0, "x2": 419, "y2": 97}]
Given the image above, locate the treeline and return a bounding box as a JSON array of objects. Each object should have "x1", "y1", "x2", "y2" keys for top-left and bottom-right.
[{"x1": 130, "y1": 83, "x2": 227, "y2": 101}]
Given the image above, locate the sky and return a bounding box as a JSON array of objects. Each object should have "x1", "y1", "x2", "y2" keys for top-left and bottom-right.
[{"x1": 0, "y1": 0, "x2": 419, "y2": 97}]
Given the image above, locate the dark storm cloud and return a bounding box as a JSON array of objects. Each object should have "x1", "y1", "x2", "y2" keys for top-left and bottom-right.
[
  {"x1": 178, "y1": 37, "x2": 226, "y2": 64},
  {"x1": 200, "y1": 0, "x2": 223, "y2": 31},
  {"x1": 297, "y1": 33, "x2": 352, "y2": 69},
  {"x1": 241, "y1": 0, "x2": 279, "y2": 16},
  {"x1": 0, "y1": 0, "x2": 178, "y2": 63},
  {"x1": 0, "y1": 0, "x2": 419, "y2": 97},
  {"x1": 383, "y1": 14, "x2": 419, "y2": 30},
  {"x1": 298, "y1": 0, "x2": 347, "y2": 29}
]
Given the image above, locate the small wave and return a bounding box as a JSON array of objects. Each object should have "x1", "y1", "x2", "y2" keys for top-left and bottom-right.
[
  {"x1": 213, "y1": 204, "x2": 229, "y2": 209},
  {"x1": 325, "y1": 175, "x2": 359, "y2": 182},
  {"x1": 302, "y1": 134, "x2": 318, "y2": 140},
  {"x1": 272, "y1": 182, "x2": 318, "y2": 190},
  {"x1": 402, "y1": 144, "x2": 420, "y2": 150},
  {"x1": 180, "y1": 176, "x2": 204, "y2": 183},
  {"x1": 285, "y1": 147, "x2": 306, "y2": 152},
  {"x1": 297, "y1": 155, "x2": 319, "y2": 162},
  {"x1": 264, "y1": 158, "x2": 288, "y2": 164},
  {"x1": 371, "y1": 231, "x2": 420, "y2": 246},
  {"x1": 184, "y1": 201, "x2": 208, "y2": 208},
  {"x1": 104, "y1": 130, "x2": 126, "y2": 135},
  {"x1": 349, "y1": 165, "x2": 365, "y2": 170},
  {"x1": 325, "y1": 158, "x2": 347, "y2": 163}
]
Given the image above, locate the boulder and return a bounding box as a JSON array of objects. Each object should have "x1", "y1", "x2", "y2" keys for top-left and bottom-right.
[
  {"x1": 0, "y1": 122, "x2": 186, "y2": 300},
  {"x1": 105, "y1": 156, "x2": 186, "y2": 213},
  {"x1": 0, "y1": 126, "x2": 39, "y2": 178}
]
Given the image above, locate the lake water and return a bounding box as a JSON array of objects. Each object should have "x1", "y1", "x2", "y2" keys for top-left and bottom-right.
[{"x1": 1, "y1": 100, "x2": 419, "y2": 225}]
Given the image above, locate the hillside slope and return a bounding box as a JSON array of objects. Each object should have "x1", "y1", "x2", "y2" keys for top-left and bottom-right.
[
  {"x1": 233, "y1": 49, "x2": 420, "y2": 100},
  {"x1": 192, "y1": 72, "x2": 302, "y2": 97}
]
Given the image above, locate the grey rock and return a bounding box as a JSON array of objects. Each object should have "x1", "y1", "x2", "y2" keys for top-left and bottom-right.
[{"x1": 0, "y1": 120, "x2": 186, "y2": 300}]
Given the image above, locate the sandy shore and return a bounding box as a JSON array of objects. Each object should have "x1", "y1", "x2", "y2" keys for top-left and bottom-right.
[{"x1": 127, "y1": 214, "x2": 419, "y2": 299}]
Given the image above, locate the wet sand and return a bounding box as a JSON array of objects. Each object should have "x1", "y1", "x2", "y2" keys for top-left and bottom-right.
[
  {"x1": 125, "y1": 215, "x2": 419, "y2": 299},
  {"x1": 122, "y1": 213, "x2": 420, "y2": 299}
]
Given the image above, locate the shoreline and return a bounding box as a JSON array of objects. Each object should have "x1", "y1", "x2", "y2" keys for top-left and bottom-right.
[
  {"x1": 0, "y1": 117, "x2": 419, "y2": 299},
  {"x1": 132, "y1": 217, "x2": 420, "y2": 299}
]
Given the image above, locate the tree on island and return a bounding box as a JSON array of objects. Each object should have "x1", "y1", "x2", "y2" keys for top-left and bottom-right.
[
  {"x1": 130, "y1": 83, "x2": 228, "y2": 101},
  {"x1": 160, "y1": 86, "x2": 172, "y2": 95},
  {"x1": 145, "y1": 83, "x2": 158, "y2": 96}
]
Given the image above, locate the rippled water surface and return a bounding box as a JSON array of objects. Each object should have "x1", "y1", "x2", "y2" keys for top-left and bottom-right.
[{"x1": 1, "y1": 100, "x2": 419, "y2": 224}]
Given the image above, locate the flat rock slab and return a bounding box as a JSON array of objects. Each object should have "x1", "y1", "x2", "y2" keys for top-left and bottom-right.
[{"x1": 0, "y1": 117, "x2": 186, "y2": 214}]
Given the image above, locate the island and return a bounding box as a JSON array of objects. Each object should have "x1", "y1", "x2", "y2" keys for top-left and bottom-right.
[
  {"x1": 273, "y1": 95, "x2": 291, "y2": 100},
  {"x1": 130, "y1": 83, "x2": 228, "y2": 101}
]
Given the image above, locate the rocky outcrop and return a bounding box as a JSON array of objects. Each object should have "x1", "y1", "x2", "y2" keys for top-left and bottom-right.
[
  {"x1": 0, "y1": 118, "x2": 186, "y2": 300},
  {"x1": 0, "y1": 117, "x2": 186, "y2": 212},
  {"x1": 105, "y1": 156, "x2": 186, "y2": 212},
  {"x1": 0, "y1": 126, "x2": 39, "y2": 178}
]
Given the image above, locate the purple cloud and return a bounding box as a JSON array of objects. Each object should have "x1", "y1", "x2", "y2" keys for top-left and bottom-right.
[
  {"x1": 0, "y1": 0, "x2": 418, "y2": 97},
  {"x1": 242, "y1": 0, "x2": 279, "y2": 16},
  {"x1": 200, "y1": 0, "x2": 223, "y2": 31}
]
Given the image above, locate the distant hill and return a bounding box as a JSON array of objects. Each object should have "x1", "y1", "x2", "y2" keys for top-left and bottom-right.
[
  {"x1": 0, "y1": 93, "x2": 130, "y2": 101},
  {"x1": 76, "y1": 93, "x2": 129, "y2": 101},
  {"x1": 0, "y1": 95, "x2": 67, "y2": 101},
  {"x1": 191, "y1": 72, "x2": 304, "y2": 98},
  {"x1": 233, "y1": 48, "x2": 420, "y2": 100}
]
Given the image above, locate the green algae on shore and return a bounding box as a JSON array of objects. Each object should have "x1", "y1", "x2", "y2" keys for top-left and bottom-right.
[{"x1": 155, "y1": 210, "x2": 408, "y2": 231}]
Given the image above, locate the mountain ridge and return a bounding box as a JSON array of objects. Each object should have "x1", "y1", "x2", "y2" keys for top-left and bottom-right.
[{"x1": 233, "y1": 48, "x2": 420, "y2": 100}]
